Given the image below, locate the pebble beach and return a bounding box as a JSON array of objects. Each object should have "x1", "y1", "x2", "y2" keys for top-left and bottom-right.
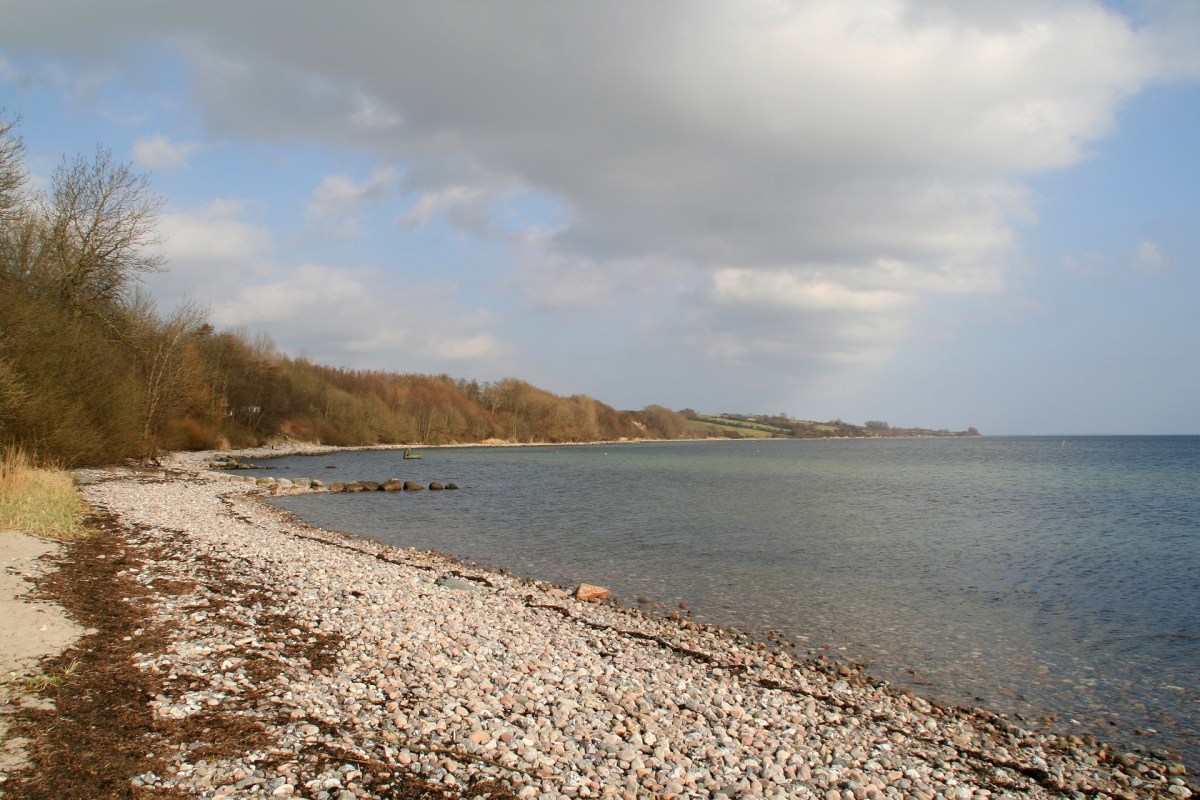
[{"x1": 64, "y1": 452, "x2": 1194, "y2": 799}]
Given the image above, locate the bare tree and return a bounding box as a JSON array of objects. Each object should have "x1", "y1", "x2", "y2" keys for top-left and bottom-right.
[
  {"x1": 0, "y1": 113, "x2": 27, "y2": 227},
  {"x1": 0, "y1": 114, "x2": 34, "y2": 290},
  {"x1": 40, "y1": 146, "x2": 165, "y2": 317},
  {"x1": 125, "y1": 294, "x2": 209, "y2": 463}
]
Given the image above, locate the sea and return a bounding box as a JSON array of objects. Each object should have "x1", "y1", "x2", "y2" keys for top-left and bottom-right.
[{"x1": 256, "y1": 436, "x2": 1200, "y2": 766}]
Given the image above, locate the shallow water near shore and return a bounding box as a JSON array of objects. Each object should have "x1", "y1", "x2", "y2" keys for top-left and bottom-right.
[{"x1": 260, "y1": 436, "x2": 1200, "y2": 766}]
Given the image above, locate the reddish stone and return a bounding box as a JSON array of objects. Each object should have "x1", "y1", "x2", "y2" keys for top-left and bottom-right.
[{"x1": 575, "y1": 583, "x2": 613, "y2": 601}]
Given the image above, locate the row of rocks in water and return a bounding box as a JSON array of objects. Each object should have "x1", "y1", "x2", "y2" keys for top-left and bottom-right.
[
  {"x1": 68, "y1": 456, "x2": 1193, "y2": 800},
  {"x1": 220, "y1": 474, "x2": 459, "y2": 493},
  {"x1": 331, "y1": 479, "x2": 459, "y2": 493},
  {"x1": 206, "y1": 455, "x2": 264, "y2": 470}
]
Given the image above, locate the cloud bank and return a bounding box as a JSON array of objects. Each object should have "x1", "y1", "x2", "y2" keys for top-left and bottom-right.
[{"x1": 4, "y1": 0, "x2": 1198, "y2": 396}]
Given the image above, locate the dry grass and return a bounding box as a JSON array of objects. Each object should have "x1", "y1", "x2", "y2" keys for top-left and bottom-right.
[{"x1": 0, "y1": 447, "x2": 88, "y2": 540}]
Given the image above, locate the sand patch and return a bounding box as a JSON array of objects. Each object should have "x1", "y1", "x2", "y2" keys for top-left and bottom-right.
[
  {"x1": 0, "y1": 531, "x2": 87, "y2": 679},
  {"x1": 0, "y1": 530, "x2": 91, "y2": 787}
]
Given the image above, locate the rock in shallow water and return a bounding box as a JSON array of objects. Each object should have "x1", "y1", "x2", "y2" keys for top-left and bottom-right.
[{"x1": 575, "y1": 583, "x2": 613, "y2": 601}]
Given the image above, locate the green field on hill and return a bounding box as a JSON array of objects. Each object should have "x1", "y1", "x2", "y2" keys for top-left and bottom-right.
[{"x1": 692, "y1": 416, "x2": 789, "y2": 438}]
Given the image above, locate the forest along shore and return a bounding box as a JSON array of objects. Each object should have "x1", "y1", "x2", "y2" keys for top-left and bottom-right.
[{"x1": 19, "y1": 459, "x2": 1197, "y2": 799}]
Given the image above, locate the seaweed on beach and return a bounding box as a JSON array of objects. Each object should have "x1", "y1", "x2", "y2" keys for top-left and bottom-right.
[
  {"x1": 2, "y1": 504, "x2": 521, "y2": 800},
  {"x1": 3, "y1": 512, "x2": 193, "y2": 799}
]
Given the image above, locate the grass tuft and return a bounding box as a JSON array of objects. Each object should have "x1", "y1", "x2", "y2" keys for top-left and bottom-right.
[
  {"x1": 25, "y1": 658, "x2": 82, "y2": 691},
  {"x1": 0, "y1": 447, "x2": 88, "y2": 540}
]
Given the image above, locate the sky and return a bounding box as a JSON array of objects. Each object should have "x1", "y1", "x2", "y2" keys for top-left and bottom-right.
[{"x1": 2, "y1": 1, "x2": 1198, "y2": 435}]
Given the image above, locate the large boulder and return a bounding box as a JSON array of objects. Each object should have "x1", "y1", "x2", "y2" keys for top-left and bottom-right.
[
  {"x1": 403, "y1": 481, "x2": 425, "y2": 492},
  {"x1": 358, "y1": 480, "x2": 381, "y2": 492},
  {"x1": 428, "y1": 481, "x2": 444, "y2": 491},
  {"x1": 382, "y1": 478, "x2": 404, "y2": 491}
]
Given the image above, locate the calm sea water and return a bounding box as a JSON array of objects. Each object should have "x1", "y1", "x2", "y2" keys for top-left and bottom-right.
[{"x1": 259, "y1": 437, "x2": 1200, "y2": 765}]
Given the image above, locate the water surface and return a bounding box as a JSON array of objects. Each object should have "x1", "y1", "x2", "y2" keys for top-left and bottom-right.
[{"x1": 260, "y1": 437, "x2": 1200, "y2": 764}]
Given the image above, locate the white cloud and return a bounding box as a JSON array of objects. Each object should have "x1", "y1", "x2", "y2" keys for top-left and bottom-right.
[
  {"x1": 141, "y1": 194, "x2": 510, "y2": 370},
  {"x1": 302, "y1": 166, "x2": 399, "y2": 242},
  {"x1": 694, "y1": 267, "x2": 917, "y2": 370},
  {"x1": 145, "y1": 199, "x2": 277, "y2": 310},
  {"x1": 214, "y1": 263, "x2": 371, "y2": 326},
  {"x1": 307, "y1": 166, "x2": 397, "y2": 219},
  {"x1": 710, "y1": 270, "x2": 912, "y2": 313},
  {"x1": 213, "y1": 264, "x2": 511, "y2": 370},
  {"x1": 402, "y1": 185, "x2": 485, "y2": 228},
  {"x1": 132, "y1": 135, "x2": 200, "y2": 171},
  {"x1": 507, "y1": 227, "x2": 688, "y2": 309},
  {"x1": 434, "y1": 333, "x2": 510, "y2": 361}
]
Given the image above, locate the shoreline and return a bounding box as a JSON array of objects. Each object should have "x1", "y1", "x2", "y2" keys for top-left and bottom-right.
[
  {"x1": 167, "y1": 432, "x2": 968, "y2": 470},
  {"x1": 7, "y1": 457, "x2": 1194, "y2": 798}
]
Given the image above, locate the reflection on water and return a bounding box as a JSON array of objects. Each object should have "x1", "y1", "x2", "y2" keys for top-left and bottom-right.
[{"x1": 263, "y1": 437, "x2": 1200, "y2": 765}]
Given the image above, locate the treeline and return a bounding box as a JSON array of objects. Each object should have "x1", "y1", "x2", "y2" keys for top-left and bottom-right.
[
  {"x1": 0, "y1": 115, "x2": 699, "y2": 466},
  {"x1": 196, "y1": 349, "x2": 687, "y2": 449}
]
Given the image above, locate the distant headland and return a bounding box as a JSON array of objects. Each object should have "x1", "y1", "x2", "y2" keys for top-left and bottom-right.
[{"x1": 683, "y1": 411, "x2": 979, "y2": 440}]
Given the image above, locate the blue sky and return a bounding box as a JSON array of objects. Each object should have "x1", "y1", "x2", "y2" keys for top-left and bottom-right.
[{"x1": 2, "y1": 1, "x2": 1198, "y2": 434}]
